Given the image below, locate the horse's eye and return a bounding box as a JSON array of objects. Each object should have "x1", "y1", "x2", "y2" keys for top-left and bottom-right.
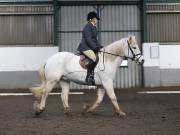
[{"x1": 132, "y1": 47, "x2": 136, "y2": 49}]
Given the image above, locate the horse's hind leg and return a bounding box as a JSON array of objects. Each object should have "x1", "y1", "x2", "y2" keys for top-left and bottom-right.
[
  {"x1": 59, "y1": 80, "x2": 71, "y2": 115},
  {"x1": 36, "y1": 80, "x2": 57, "y2": 115},
  {"x1": 85, "y1": 87, "x2": 105, "y2": 113},
  {"x1": 102, "y1": 80, "x2": 126, "y2": 117}
]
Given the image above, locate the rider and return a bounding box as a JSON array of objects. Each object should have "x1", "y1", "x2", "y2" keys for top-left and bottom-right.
[{"x1": 77, "y1": 11, "x2": 103, "y2": 85}]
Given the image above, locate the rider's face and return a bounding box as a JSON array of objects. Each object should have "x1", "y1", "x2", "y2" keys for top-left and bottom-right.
[{"x1": 90, "y1": 18, "x2": 98, "y2": 26}]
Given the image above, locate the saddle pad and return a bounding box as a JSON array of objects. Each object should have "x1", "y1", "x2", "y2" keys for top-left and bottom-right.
[
  {"x1": 80, "y1": 55, "x2": 86, "y2": 62},
  {"x1": 79, "y1": 55, "x2": 88, "y2": 69}
]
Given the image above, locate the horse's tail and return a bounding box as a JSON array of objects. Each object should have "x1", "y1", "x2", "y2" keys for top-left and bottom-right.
[
  {"x1": 29, "y1": 63, "x2": 46, "y2": 100},
  {"x1": 39, "y1": 63, "x2": 46, "y2": 85}
]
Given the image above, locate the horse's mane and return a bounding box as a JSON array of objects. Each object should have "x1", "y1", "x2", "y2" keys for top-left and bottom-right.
[{"x1": 102, "y1": 38, "x2": 127, "y2": 61}]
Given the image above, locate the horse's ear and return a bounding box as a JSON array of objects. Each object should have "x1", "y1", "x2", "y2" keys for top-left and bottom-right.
[{"x1": 128, "y1": 36, "x2": 132, "y2": 44}]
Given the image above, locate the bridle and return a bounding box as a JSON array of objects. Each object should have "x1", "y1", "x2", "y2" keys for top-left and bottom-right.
[
  {"x1": 98, "y1": 40, "x2": 142, "y2": 71},
  {"x1": 127, "y1": 40, "x2": 142, "y2": 61}
]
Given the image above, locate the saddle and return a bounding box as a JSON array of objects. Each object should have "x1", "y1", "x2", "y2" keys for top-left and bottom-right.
[{"x1": 79, "y1": 54, "x2": 90, "y2": 69}]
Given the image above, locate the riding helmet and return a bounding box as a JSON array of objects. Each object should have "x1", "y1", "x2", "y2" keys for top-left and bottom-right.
[{"x1": 87, "y1": 11, "x2": 100, "y2": 21}]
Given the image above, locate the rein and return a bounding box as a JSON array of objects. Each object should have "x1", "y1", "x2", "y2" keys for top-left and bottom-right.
[
  {"x1": 99, "y1": 50, "x2": 132, "y2": 60},
  {"x1": 99, "y1": 40, "x2": 140, "y2": 60},
  {"x1": 98, "y1": 40, "x2": 142, "y2": 71}
]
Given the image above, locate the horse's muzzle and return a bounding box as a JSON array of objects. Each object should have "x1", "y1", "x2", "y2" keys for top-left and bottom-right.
[{"x1": 139, "y1": 59, "x2": 145, "y2": 65}]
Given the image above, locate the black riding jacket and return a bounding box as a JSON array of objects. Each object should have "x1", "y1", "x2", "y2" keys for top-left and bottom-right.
[{"x1": 77, "y1": 23, "x2": 101, "y2": 52}]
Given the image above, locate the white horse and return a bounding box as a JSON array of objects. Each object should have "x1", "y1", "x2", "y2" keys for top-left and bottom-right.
[{"x1": 30, "y1": 36, "x2": 144, "y2": 117}]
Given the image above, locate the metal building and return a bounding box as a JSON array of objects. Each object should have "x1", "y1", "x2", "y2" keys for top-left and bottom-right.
[
  {"x1": 143, "y1": 0, "x2": 180, "y2": 87},
  {"x1": 144, "y1": 0, "x2": 180, "y2": 43},
  {"x1": 58, "y1": 0, "x2": 143, "y2": 89},
  {"x1": 0, "y1": 0, "x2": 53, "y2": 45},
  {"x1": 0, "y1": 0, "x2": 143, "y2": 89}
]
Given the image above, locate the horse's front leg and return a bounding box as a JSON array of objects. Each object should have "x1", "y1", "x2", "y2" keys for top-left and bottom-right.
[
  {"x1": 84, "y1": 87, "x2": 105, "y2": 113},
  {"x1": 59, "y1": 80, "x2": 71, "y2": 115},
  {"x1": 102, "y1": 79, "x2": 126, "y2": 117}
]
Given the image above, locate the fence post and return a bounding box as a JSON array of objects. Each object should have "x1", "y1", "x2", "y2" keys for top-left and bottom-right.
[
  {"x1": 96, "y1": 5, "x2": 104, "y2": 44},
  {"x1": 53, "y1": 0, "x2": 59, "y2": 46},
  {"x1": 143, "y1": 0, "x2": 147, "y2": 42}
]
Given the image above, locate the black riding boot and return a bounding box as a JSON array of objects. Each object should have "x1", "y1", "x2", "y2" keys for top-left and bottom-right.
[
  {"x1": 85, "y1": 60, "x2": 96, "y2": 85},
  {"x1": 85, "y1": 69, "x2": 95, "y2": 85}
]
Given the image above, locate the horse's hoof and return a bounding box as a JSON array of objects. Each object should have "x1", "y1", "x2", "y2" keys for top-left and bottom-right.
[
  {"x1": 35, "y1": 108, "x2": 45, "y2": 116},
  {"x1": 35, "y1": 111, "x2": 41, "y2": 116},
  {"x1": 116, "y1": 111, "x2": 126, "y2": 118},
  {"x1": 87, "y1": 110, "x2": 97, "y2": 116},
  {"x1": 64, "y1": 108, "x2": 72, "y2": 118},
  {"x1": 82, "y1": 109, "x2": 96, "y2": 116},
  {"x1": 35, "y1": 110, "x2": 44, "y2": 116},
  {"x1": 64, "y1": 107, "x2": 71, "y2": 115}
]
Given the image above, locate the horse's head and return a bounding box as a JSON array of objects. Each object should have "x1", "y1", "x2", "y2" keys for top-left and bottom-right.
[{"x1": 125, "y1": 36, "x2": 144, "y2": 65}]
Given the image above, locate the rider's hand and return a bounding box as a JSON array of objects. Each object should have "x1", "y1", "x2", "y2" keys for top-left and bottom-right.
[{"x1": 94, "y1": 47, "x2": 100, "y2": 53}]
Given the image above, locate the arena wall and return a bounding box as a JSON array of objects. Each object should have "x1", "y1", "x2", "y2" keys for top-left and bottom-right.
[
  {"x1": 143, "y1": 43, "x2": 180, "y2": 87},
  {"x1": 0, "y1": 47, "x2": 58, "y2": 89}
]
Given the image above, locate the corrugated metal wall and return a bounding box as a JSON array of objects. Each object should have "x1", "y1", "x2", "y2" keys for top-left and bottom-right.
[
  {"x1": 147, "y1": 3, "x2": 180, "y2": 42},
  {"x1": 101, "y1": 5, "x2": 142, "y2": 88},
  {"x1": 0, "y1": 4, "x2": 53, "y2": 45},
  {"x1": 1, "y1": 0, "x2": 52, "y2": 2},
  {"x1": 58, "y1": 0, "x2": 141, "y2": 1},
  {"x1": 59, "y1": 6, "x2": 94, "y2": 52},
  {"x1": 58, "y1": 4, "x2": 142, "y2": 89},
  {"x1": 0, "y1": 1, "x2": 143, "y2": 89},
  {"x1": 101, "y1": 5, "x2": 141, "y2": 45}
]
